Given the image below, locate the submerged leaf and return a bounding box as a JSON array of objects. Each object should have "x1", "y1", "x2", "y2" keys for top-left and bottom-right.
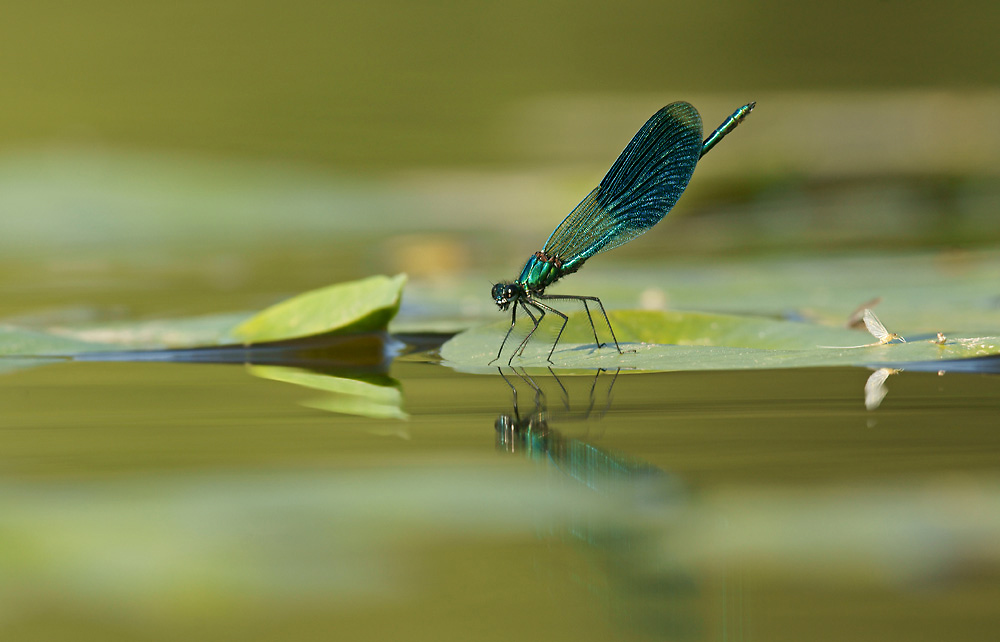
[{"x1": 232, "y1": 274, "x2": 407, "y2": 344}]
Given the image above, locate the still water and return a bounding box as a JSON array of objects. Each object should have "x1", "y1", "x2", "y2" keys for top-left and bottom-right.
[{"x1": 1, "y1": 349, "x2": 998, "y2": 640}]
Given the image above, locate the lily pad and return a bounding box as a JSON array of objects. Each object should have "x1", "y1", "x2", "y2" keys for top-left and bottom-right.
[
  {"x1": 51, "y1": 313, "x2": 252, "y2": 349},
  {"x1": 440, "y1": 309, "x2": 1000, "y2": 372},
  {"x1": 1, "y1": 275, "x2": 407, "y2": 362},
  {"x1": 0, "y1": 326, "x2": 115, "y2": 374},
  {"x1": 232, "y1": 274, "x2": 407, "y2": 344},
  {"x1": 0, "y1": 325, "x2": 112, "y2": 356}
]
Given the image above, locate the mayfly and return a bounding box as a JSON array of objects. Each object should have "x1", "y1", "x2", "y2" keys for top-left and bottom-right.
[{"x1": 821, "y1": 308, "x2": 907, "y2": 349}]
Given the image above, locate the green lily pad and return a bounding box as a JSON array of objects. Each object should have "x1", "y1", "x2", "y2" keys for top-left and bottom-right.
[
  {"x1": 0, "y1": 325, "x2": 112, "y2": 356},
  {"x1": 1, "y1": 275, "x2": 407, "y2": 362},
  {"x1": 440, "y1": 309, "x2": 1000, "y2": 372},
  {"x1": 231, "y1": 274, "x2": 407, "y2": 344},
  {"x1": 51, "y1": 313, "x2": 253, "y2": 349},
  {"x1": 0, "y1": 325, "x2": 116, "y2": 374}
]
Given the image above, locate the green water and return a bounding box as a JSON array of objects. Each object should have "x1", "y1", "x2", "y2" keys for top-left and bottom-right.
[{"x1": 2, "y1": 353, "x2": 999, "y2": 641}]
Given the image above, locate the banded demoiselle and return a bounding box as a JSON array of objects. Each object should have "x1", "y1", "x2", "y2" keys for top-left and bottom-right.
[{"x1": 491, "y1": 101, "x2": 755, "y2": 364}]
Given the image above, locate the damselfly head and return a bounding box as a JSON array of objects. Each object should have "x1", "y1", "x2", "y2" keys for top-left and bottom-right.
[{"x1": 492, "y1": 282, "x2": 523, "y2": 311}]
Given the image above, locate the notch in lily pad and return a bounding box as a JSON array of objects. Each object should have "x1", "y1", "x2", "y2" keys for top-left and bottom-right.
[{"x1": 232, "y1": 274, "x2": 407, "y2": 344}]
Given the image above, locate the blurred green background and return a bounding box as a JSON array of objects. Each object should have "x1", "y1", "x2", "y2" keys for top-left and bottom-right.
[
  {"x1": 2, "y1": 0, "x2": 997, "y2": 167},
  {"x1": 0, "y1": 0, "x2": 998, "y2": 306}
]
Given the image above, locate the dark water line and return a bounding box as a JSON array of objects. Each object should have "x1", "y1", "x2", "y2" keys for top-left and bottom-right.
[
  {"x1": 872, "y1": 354, "x2": 1000, "y2": 374},
  {"x1": 67, "y1": 333, "x2": 407, "y2": 374}
]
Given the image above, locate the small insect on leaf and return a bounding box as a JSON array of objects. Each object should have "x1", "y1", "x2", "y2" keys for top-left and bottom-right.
[
  {"x1": 862, "y1": 308, "x2": 905, "y2": 345},
  {"x1": 818, "y1": 308, "x2": 906, "y2": 349}
]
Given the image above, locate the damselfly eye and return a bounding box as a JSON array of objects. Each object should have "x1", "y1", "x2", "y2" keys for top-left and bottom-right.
[{"x1": 491, "y1": 283, "x2": 521, "y2": 303}]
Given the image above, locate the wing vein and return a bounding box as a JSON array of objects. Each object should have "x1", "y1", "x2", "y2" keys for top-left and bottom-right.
[{"x1": 543, "y1": 102, "x2": 703, "y2": 263}]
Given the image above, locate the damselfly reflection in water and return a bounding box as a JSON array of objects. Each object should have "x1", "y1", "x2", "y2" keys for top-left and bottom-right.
[
  {"x1": 494, "y1": 369, "x2": 697, "y2": 635},
  {"x1": 498, "y1": 367, "x2": 620, "y2": 428},
  {"x1": 491, "y1": 101, "x2": 755, "y2": 365},
  {"x1": 495, "y1": 368, "x2": 666, "y2": 493}
]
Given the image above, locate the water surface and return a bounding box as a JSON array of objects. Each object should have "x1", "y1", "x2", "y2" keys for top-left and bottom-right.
[{"x1": 2, "y1": 351, "x2": 998, "y2": 641}]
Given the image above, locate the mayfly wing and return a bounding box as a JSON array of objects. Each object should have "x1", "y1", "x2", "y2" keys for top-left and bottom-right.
[{"x1": 862, "y1": 308, "x2": 892, "y2": 343}]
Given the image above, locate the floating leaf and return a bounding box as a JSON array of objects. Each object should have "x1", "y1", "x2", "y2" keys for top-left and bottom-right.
[
  {"x1": 0, "y1": 325, "x2": 111, "y2": 356},
  {"x1": 0, "y1": 326, "x2": 116, "y2": 375},
  {"x1": 441, "y1": 309, "x2": 1000, "y2": 372},
  {"x1": 232, "y1": 274, "x2": 407, "y2": 344},
  {"x1": 51, "y1": 313, "x2": 252, "y2": 349},
  {"x1": 1, "y1": 275, "x2": 406, "y2": 367}
]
